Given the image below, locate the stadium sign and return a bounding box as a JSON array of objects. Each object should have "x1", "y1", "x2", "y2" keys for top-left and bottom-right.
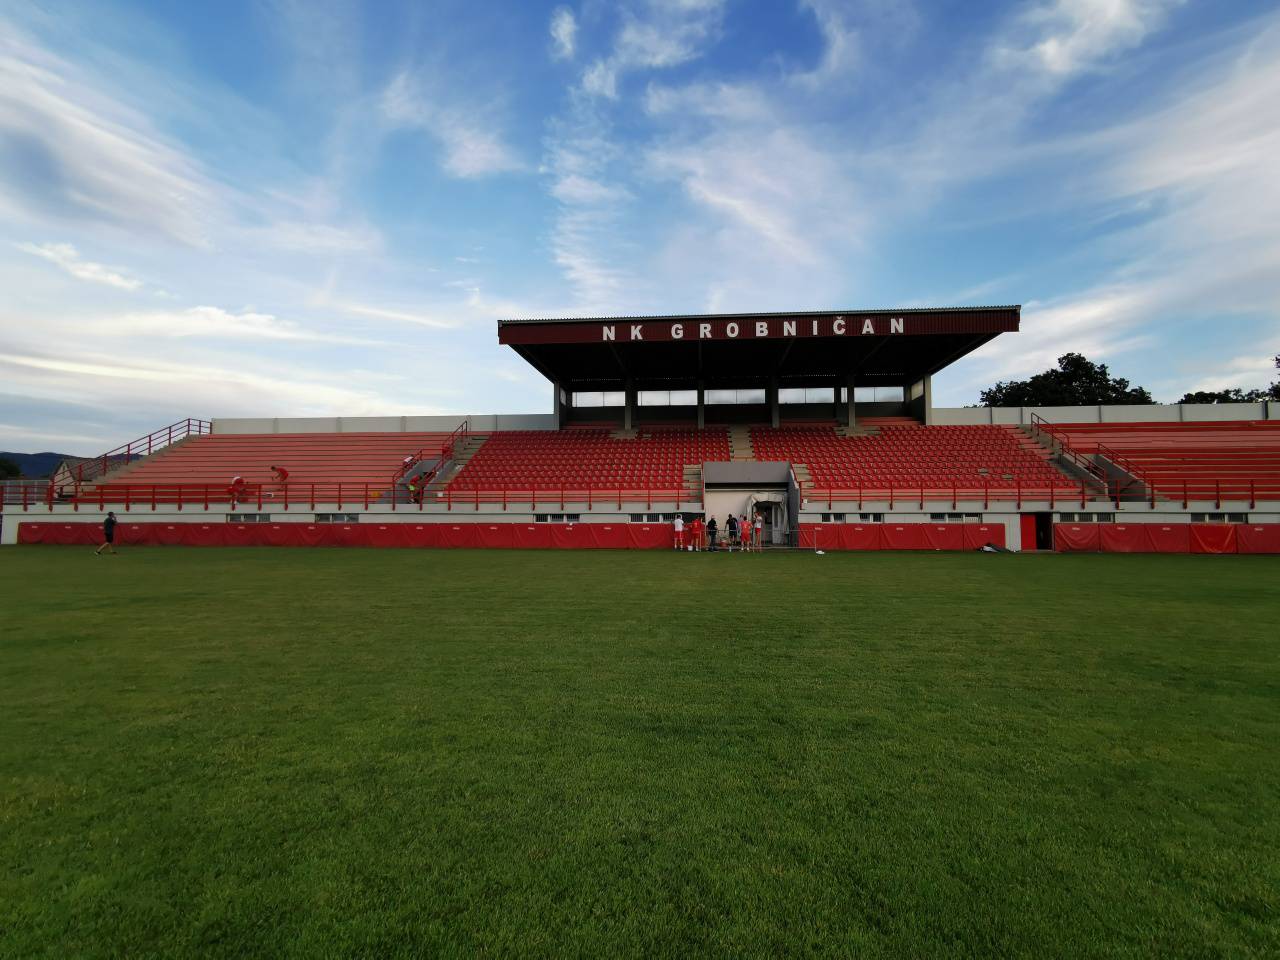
[
  {"x1": 601, "y1": 316, "x2": 905, "y2": 342},
  {"x1": 498, "y1": 308, "x2": 1019, "y2": 346}
]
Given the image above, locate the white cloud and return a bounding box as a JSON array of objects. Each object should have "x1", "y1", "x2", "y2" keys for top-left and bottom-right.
[
  {"x1": 579, "y1": 0, "x2": 726, "y2": 99},
  {"x1": 380, "y1": 71, "x2": 523, "y2": 178},
  {"x1": 999, "y1": 0, "x2": 1185, "y2": 77},
  {"x1": 104, "y1": 306, "x2": 380, "y2": 345},
  {"x1": 337, "y1": 302, "x2": 458, "y2": 329},
  {"x1": 0, "y1": 32, "x2": 215, "y2": 245},
  {"x1": 550, "y1": 7, "x2": 577, "y2": 61},
  {"x1": 16, "y1": 242, "x2": 142, "y2": 290}
]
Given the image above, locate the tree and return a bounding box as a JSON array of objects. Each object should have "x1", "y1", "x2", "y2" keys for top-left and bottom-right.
[
  {"x1": 0, "y1": 456, "x2": 19, "y2": 479},
  {"x1": 1178, "y1": 356, "x2": 1280, "y2": 403},
  {"x1": 1177, "y1": 388, "x2": 1269, "y2": 404},
  {"x1": 979, "y1": 353, "x2": 1152, "y2": 407}
]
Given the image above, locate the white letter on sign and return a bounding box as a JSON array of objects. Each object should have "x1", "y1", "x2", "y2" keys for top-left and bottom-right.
[
  {"x1": 862, "y1": 318, "x2": 875, "y2": 334},
  {"x1": 630, "y1": 325, "x2": 643, "y2": 340},
  {"x1": 890, "y1": 317, "x2": 904, "y2": 334},
  {"x1": 783, "y1": 320, "x2": 796, "y2": 337},
  {"x1": 726, "y1": 322, "x2": 739, "y2": 338},
  {"x1": 756, "y1": 321, "x2": 768, "y2": 337},
  {"x1": 602, "y1": 325, "x2": 615, "y2": 341},
  {"x1": 699, "y1": 323, "x2": 712, "y2": 339},
  {"x1": 832, "y1": 318, "x2": 846, "y2": 335},
  {"x1": 672, "y1": 323, "x2": 684, "y2": 339}
]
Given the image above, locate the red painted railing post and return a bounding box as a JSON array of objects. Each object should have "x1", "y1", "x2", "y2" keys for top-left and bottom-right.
[
  {"x1": 310, "y1": 483, "x2": 316, "y2": 510},
  {"x1": 587, "y1": 487, "x2": 591, "y2": 510},
  {"x1": 647, "y1": 487, "x2": 652, "y2": 510},
  {"x1": 858, "y1": 480, "x2": 862, "y2": 511},
  {"x1": 98, "y1": 484, "x2": 104, "y2": 510},
  {"x1": 984, "y1": 480, "x2": 989, "y2": 511},
  {"x1": 1250, "y1": 479, "x2": 1255, "y2": 510},
  {"x1": 1049, "y1": 483, "x2": 1055, "y2": 510},
  {"x1": 952, "y1": 482, "x2": 957, "y2": 511},
  {"x1": 617, "y1": 489, "x2": 622, "y2": 509},
  {"x1": 1080, "y1": 479, "x2": 1085, "y2": 510},
  {"x1": 124, "y1": 486, "x2": 130, "y2": 512},
  {"x1": 22, "y1": 483, "x2": 29, "y2": 512},
  {"x1": 391, "y1": 482, "x2": 397, "y2": 512},
  {"x1": 151, "y1": 485, "x2": 157, "y2": 511},
  {"x1": 1016, "y1": 477, "x2": 1021, "y2": 510},
  {"x1": 888, "y1": 485, "x2": 894, "y2": 510},
  {"x1": 447, "y1": 487, "x2": 452, "y2": 511},
  {"x1": 362, "y1": 483, "x2": 368, "y2": 510},
  {"x1": 338, "y1": 482, "x2": 343, "y2": 511},
  {"x1": 1215, "y1": 480, "x2": 1221, "y2": 510},
  {"x1": 560, "y1": 484, "x2": 564, "y2": 511},
  {"x1": 256, "y1": 484, "x2": 262, "y2": 511},
  {"x1": 503, "y1": 485, "x2": 508, "y2": 511},
  {"x1": 1182, "y1": 480, "x2": 1188, "y2": 510}
]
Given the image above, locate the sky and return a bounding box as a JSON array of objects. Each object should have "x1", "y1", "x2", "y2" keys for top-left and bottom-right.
[{"x1": 2, "y1": 0, "x2": 1278, "y2": 455}]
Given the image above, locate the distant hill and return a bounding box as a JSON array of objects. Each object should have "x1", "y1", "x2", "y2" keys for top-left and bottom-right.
[{"x1": 0, "y1": 452, "x2": 80, "y2": 479}]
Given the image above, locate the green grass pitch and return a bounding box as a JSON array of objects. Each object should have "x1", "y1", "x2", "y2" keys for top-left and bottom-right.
[{"x1": 2, "y1": 546, "x2": 1277, "y2": 958}]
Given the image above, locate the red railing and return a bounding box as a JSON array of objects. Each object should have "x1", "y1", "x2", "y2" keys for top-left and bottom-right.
[
  {"x1": 1029, "y1": 413, "x2": 1109, "y2": 488},
  {"x1": 439, "y1": 486, "x2": 693, "y2": 511},
  {"x1": 69, "y1": 418, "x2": 211, "y2": 490},
  {"x1": 389, "y1": 419, "x2": 469, "y2": 488},
  {"x1": 798, "y1": 479, "x2": 1094, "y2": 510},
  {"x1": 31, "y1": 480, "x2": 696, "y2": 513}
]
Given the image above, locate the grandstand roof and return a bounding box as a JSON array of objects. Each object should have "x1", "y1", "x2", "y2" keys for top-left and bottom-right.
[{"x1": 498, "y1": 306, "x2": 1019, "y2": 389}]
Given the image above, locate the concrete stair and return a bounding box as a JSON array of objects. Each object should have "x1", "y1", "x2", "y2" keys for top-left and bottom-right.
[
  {"x1": 682, "y1": 463, "x2": 703, "y2": 501},
  {"x1": 729, "y1": 425, "x2": 754, "y2": 460},
  {"x1": 426, "y1": 434, "x2": 488, "y2": 491}
]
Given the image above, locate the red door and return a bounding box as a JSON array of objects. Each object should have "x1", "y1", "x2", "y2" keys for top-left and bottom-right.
[{"x1": 1019, "y1": 514, "x2": 1038, "y2": 551}]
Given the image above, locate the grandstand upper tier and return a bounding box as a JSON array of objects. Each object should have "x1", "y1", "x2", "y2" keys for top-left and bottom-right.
[
  {"x1": 750, "y1": 422, "x2": 1074, "y2": 493},
  {"x1": 86, "y1": 432, "x2": 455, "y2": 493},
  {"x1": 449, "y1": 427, "x2": 729, "y2": 492},
  {"x1": 1047, "y1": 420, "x2": 1280, "y2": 500}
]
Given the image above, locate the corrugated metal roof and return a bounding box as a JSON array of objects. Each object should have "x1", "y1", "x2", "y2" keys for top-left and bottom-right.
[{"x1": 500, "y1": 305, "x2": 1021, "y2": 325}]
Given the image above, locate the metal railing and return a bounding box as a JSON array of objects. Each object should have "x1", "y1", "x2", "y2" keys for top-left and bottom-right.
[
  {"x1": 69, "y1": 418, "x2": 211, "y2": 490},
  {"x1": 2, "y1": 480, "x2": 699, "y2": 513},
  {"x1": 389, "y1": 419, "x2": 470, "y2": 489},
  {"x1": 1029, "y1": 413, "x2": 1109, "y2": 487}
]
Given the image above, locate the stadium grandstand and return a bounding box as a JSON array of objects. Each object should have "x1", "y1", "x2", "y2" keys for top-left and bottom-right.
[{"x1": 4, "y1": 305, "x2": 1279, "y2": 553}]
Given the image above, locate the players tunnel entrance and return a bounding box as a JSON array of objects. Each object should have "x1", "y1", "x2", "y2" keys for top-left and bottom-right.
[{"x1": 701, "y1": 462, "x2": 794, "y2": 546}]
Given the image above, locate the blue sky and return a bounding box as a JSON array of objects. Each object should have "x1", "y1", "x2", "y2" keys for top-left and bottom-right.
[{"x1": 1, "y1": 0, "x2": 1278, "y2": 453}]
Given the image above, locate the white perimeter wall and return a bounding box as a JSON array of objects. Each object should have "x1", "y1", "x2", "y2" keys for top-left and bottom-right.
[
  {"x1": 933, "y1": 401, "x2": 1276, "y2": 425},
  {"x1": 216, "y1": 403, "x2": 1275, "y2": 433},
  {"x1": 212, "y1": 414, "x2": 556, "y2": 434}
]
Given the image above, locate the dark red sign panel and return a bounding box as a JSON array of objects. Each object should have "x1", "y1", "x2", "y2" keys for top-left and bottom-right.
[{"x1": 498, "y1": 310, "x2": 1019, "y2": 345}]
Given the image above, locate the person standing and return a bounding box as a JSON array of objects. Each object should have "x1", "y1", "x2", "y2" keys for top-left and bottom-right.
[
  {"x1": 692, "y1": 515, "x2": 704, "y2": 551},
  {"x1": 727, "y1": 514, "x2": 738, "y2": 552},
  {"x1": 673, "y1": 513, "x2": 684, "y2": 550},
  {"x1": 707, "y1": 516, "x2": 719, "y2": 552},
  {"x1": 740, "y1": 514, "x2": 751, "y2": 552},
  {"x1": 754, "y1": 511, "x2": 764, "y2": 550},
  {"x1": 95, "y1": 511, "x2": 118, "y2": 556}
]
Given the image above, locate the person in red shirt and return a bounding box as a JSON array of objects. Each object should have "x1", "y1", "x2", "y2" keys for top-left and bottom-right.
[
  {"x1": 270, "y1": 465, "x2": 289, "y2": 483},
  {"x1": 690, "y1": 516, "x2": 703, "y2": 551}
]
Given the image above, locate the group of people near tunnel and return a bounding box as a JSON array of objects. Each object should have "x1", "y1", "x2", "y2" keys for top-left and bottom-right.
[{"x1": 673, "y1": 511, "x2": 763, "y2": 552}]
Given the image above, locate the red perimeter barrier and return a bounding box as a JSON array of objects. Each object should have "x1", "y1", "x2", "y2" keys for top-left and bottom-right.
[
  {"x1": 1189, "y1": 523, "x2": 1237, "y2": 555},
  {"x1": 16, "y1": 521, "x2": 676, "y2": 550},
  {"x1": 796, "y1": 523, "x2": 1005, "y2": 551},
  {"x1": 1054, "y1": 523, "x2": 1101, "y2": 552},
  {"x1": 1237, "y1": 524, "x2": 1280, "y2": 554}
]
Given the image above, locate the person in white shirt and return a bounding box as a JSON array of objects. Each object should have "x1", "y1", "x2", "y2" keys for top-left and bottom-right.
[{"x1": 673, "y1": 514, "x2": 684, "y2": 550}]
